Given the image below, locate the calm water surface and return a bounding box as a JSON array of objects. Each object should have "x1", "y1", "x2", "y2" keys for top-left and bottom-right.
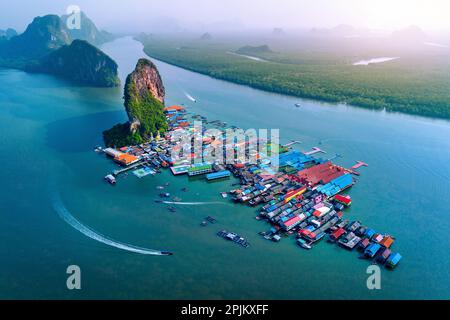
[{"x1": 1, "y1": 37, "x2": 449, "y2": 299}]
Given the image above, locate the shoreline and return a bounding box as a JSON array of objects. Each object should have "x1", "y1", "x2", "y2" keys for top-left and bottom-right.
[{"x1": 138, "y1": 42, "x2": 450, "y2": 123}]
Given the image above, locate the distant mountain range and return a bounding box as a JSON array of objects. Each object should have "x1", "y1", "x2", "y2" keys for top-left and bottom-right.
[
  {"x1": 0, "y1": 28, "x2": 18, "y2": 40},
  {"x1": 0, "y1": 13, "x2": 119, "y2": 87},
  {"x1": 61, "y1": 11, "x2": 116, "y2": 46}
]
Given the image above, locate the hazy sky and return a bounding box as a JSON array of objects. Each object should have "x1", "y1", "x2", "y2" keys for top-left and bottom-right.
[{"x1": 2, "y1": 0, "x2": 450, "y2": 32}]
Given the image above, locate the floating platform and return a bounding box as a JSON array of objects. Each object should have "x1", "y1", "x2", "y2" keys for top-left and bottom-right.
[
  {"x1": 386, "y1": 252, "x2": 402, "y2": 268},
  {"x1": 206, "y1": 170, "x2": 231, "y2": 181},
  {"x1": 104, "y1": 174, "x2": 116, "y2": 185},
  {"x1": 188, "y1": 163, "x2": 213, "y2": 176},
  {"x1": 133, "y1": 167, "x2": 155, "y2": 178},
  {"x1": 170, "y1": 165, "x2": 190, "y2": 175}
]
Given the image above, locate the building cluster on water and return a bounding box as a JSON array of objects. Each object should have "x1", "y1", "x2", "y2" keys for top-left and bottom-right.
[{"x1": 99, "y1": 105, "x2": 402, "y2": 269}]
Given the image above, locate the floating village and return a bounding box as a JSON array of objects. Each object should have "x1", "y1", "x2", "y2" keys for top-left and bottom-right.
[{"x1": 98, "y1": 104, "x2": 402, "y2": 269}]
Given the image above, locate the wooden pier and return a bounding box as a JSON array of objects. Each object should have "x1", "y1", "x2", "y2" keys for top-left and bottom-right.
[
  {"x1": 343, "y1": 161, "x2": 369, "y2": 176},
  {"x1": 113, "y1": 161, "x2": 145, "y2": 176},
  {"x1": 284, "y1": 140, "x2": 302, "y2": 148},
  {"x1": 304, "y1": 147, "x2": 326, "y2": 156},
  {"x1": 351, "y1": 161, "x2": 368, "y2": 170}
]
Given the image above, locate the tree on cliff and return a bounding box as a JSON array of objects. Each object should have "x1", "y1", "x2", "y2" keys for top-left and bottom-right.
[{"x1": 103, "y1": 59, "x2": 168, "y2": 147}]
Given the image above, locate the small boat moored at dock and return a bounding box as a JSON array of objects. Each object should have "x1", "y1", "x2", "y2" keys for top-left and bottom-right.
[
  {"x1": 328, "y1": 227, "x2": 346, "y2": 242},
  {"x1": 334, "y1": 194, "x2": 352, "y2": 207},
  {"x1": 377, "y1": 248, "x2": 392, "y2": 263},
  {"x1": 386, "y1": 252, "x2": 402, "y2": 268},
  {"x1": 205, "y1": 216, "x2": 217, "y2": 224},
  {"x1": 94, "y1": 146, "x2": 103, "y2": 153},
  {"x1": 104, "y1": 174, "x2": 116, "y2": 185},
  {"x1": 358, "y1": 238, "x2": 370, "y2": 251},
  {"x1": 272, "y1": 235, "x2": 282, "y2": 242},
  {"x1": 297, "y1": 238, "x2": 312, "y2": 250},
  {"x1": 364, "y1": 243, "x2": 382, "y2": 258}
]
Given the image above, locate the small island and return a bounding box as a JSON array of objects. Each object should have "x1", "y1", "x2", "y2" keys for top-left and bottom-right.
[{"x1": 103, "y1": 58, "x2": 168, "y2": 147}]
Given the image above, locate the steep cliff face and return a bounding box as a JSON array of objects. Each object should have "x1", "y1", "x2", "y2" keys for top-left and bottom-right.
[
  {"x1": 34, "y1": 39, "x2": 120, "y2": 87},
  {"x1": 5, "y1": 15, "x2": 71, "y2": 59},
  {"x1": 103, "y1": 58, "x2": 168, "y2": 147},
  {"x1": 124, "y1": 58, "x2": 166, "y2": 134},
  {"x1": 126, "y1": 59, "x2": 165, "y2": 105}
]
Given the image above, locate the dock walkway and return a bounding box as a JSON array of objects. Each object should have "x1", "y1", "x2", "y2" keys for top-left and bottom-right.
[
  {"x1": 304, "y1": 147, "x2": 326, "y2": 155},
  {"x1": 284, "y1": 140, "x2": 301, "y2": 148},
  {"x1": 113, "y1": 161, "x2": 145, "y2": 176}
]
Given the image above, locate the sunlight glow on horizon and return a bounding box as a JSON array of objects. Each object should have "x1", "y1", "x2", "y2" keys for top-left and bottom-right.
[
  {"x1": 2, "y1": 0, "x2": 450, "y2": 32},
  {"x1": 359, "y1": 0, "x2": 450, "y2": 30}
]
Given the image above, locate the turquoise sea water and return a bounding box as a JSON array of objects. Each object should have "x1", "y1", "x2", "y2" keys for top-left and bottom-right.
[{"x1": 1, "y1": 37, "x2": 449, "y2": 299}]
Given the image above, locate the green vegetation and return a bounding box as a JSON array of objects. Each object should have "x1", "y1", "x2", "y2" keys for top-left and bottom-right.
[
  {"x1": 103, "y1": 123, "x2": 143, "y2": 148},
  {"x1": 0, "y1": 28, "x2": 18, "y2": 40},
  {"x1": 236, "y1": 45, "x2": 273, "y2": 55},
  {"x1": 139, "y1": 36, "x2": 450, "y2": 120},
  {"x1": 33, "y1": 40, "x2": 120, "y2": 87},
  {"x1": 103, "y1": 58, "x2": 168, "y2": 148},
  {"x1": 0, "y1": 15, "x2": 70, "y2": 63},
  {"x1": 103, "y1": 82, "x2": 167, "y2": 147},
  {"x1": 124, "y1": 78, "x2": 168, "y2": 138}
]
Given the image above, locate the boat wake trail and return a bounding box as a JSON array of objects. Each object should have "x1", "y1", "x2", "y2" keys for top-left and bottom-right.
[
  {"x1": 184, "y1": 92, "x2": 197, "y2": 102},
  {"x1": 162, "y1": 201, "x2": 230, "y2": 206},
  {"x1": 51, "y1": 192, "x2": 172, "y2": 256}
]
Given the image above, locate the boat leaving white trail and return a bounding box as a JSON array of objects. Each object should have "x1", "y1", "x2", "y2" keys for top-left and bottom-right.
[
  {"x1": 51, "y1": 192, "x2": 172, "y2": 256},
  {"x1": 184, "y1": 92, "x2": 197, "y2": 102}
]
